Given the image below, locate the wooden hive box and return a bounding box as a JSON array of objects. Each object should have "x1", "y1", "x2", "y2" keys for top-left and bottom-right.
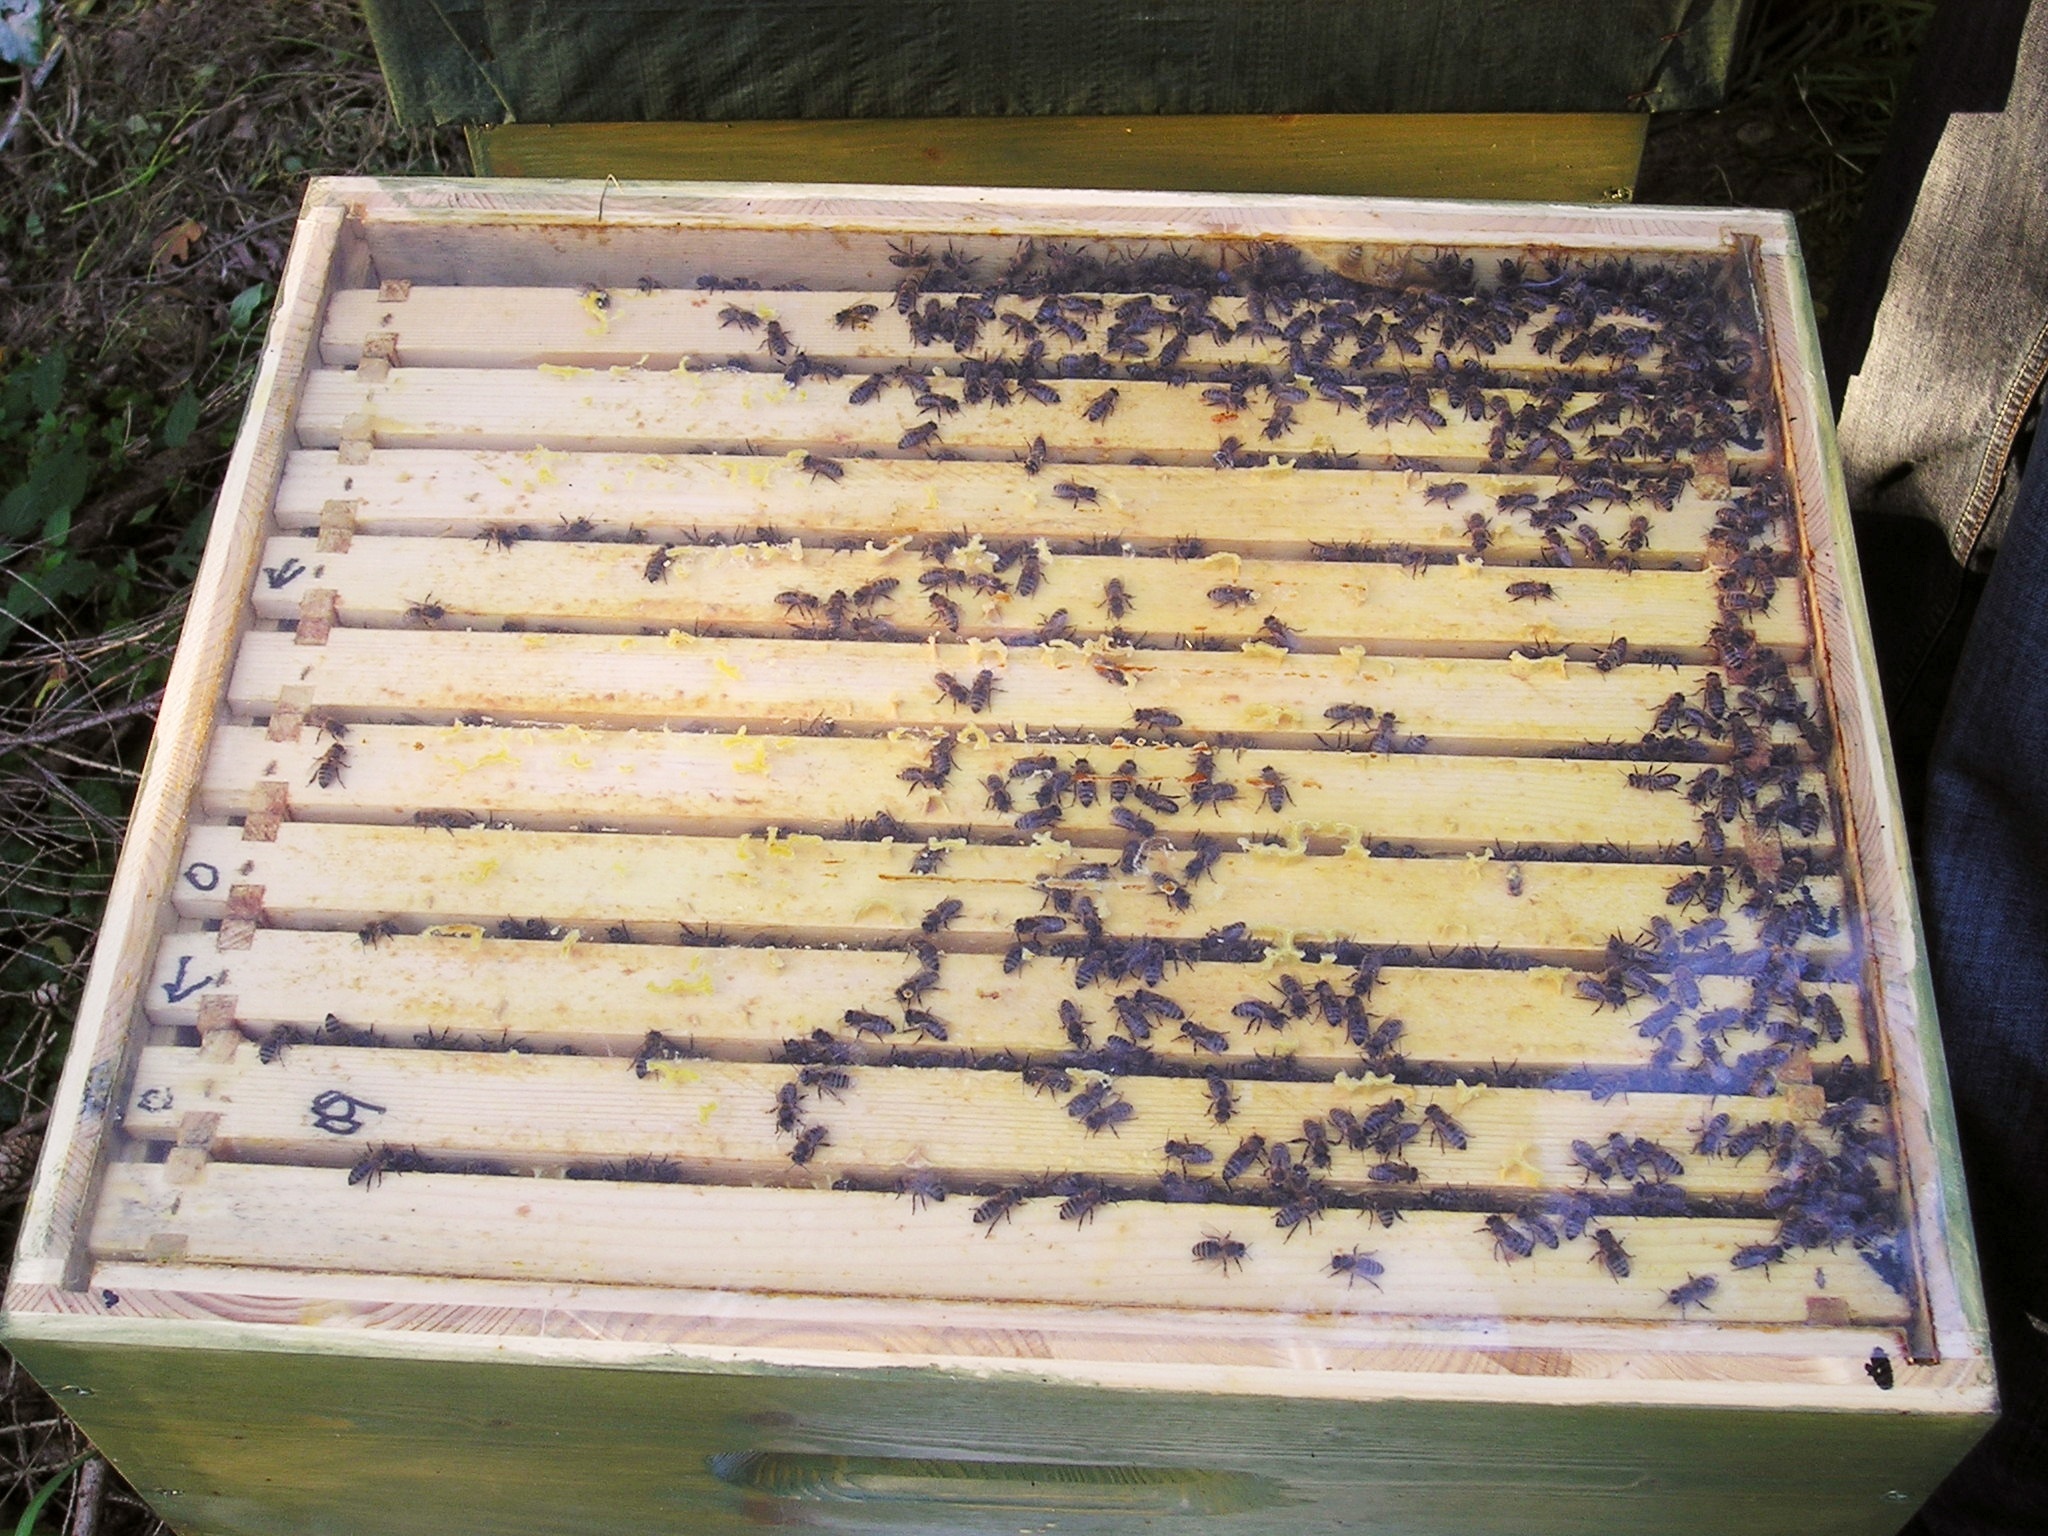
[{"x1": 2, "y1": 178, "x2": 1994, "y2": 1536}]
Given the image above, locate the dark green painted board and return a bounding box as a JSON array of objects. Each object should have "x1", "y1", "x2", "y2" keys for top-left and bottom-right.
[
  {"x1": 363, "y1": 0, "x2": 1748, "y2": 127},
  {"x1": 8, "y1": 1334, "x2": 1989, "y2": 1536}
]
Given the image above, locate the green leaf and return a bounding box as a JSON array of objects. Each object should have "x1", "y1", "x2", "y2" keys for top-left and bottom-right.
[
  {"x1": 14, "y1": 1451, "x2": 89, "y2": 1536},
  {"x1": 26, "y1": 348, "x2": 67, "y2": 415},
  {"x1": 162, "y1": 386, "x2": 200, "y2": 448},
  {"x1": 0, "y1": 445, "x2": 90, "y2": 540},
  {"x1": 227, "y1": 283, "x2": 270, "y2": 330}
]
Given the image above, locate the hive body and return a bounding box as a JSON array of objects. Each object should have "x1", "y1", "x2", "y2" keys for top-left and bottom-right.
[{"x1": 1, "y1": 179, "x2": 1992, "y2": 1536}]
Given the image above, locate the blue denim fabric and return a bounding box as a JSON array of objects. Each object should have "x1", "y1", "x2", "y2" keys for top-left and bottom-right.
[{"x1": 1901, "y1": 439, "x2": 2048, "y2": 1534}]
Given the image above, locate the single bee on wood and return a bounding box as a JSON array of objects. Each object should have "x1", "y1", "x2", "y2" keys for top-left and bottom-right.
[
  {"x1": 1207, "y1": 584, "x2": 1256, "y2": 609},
  {"x1": 967, "y1": 669, "x2": 998, "y2": 713},
  {"x1": 1505, "y1": 580, "x2": 1557, "y2": 603},
  {"x1": 771, "y1": 1082, "x2": 807, "y2": 1134},
  {"x1": 478, "y1": 524, "x2": 524, "y2": 551},
  {"x1": 357, "y1": 919, "x2": 398, "y2": 948},
  {"x1": 934, "y1": 671, "x2": 971, "y2": 708},
  {"x1": 1329, "y1": 1247, "x2": 1384, "y2": 1289},
  {"x1": 1252, "y1": 765, "x2": 1290, "y2": 811},
  {"x1": 1665, "y1": 1273, "x2": 1718, "y2": 1316},
  {"x1": 843, "y1": 1009, "x2": 896, "y2": 1040},
  {"x1": 928, "y1": 592, "x2": 962, "y2": 631},
  {"x1": 348, "y1": 1144, "x2": 427, "y2": 1189},
  {"x1": 1423, "y1": 481, "x2": 1469, "y2": 506},
  {"x1": 1589, "y1": 1228, "x2": 1632, "y2": 1281},
  {"x1": 1627, "y1": 767, "x2": 1681, "y2": 792},
  {"x1": 644, "y1": 545, "x2": 675, "y2": 583},
  {"x1": 1204, "y1": 1071, "x2": 1238, "y2": 1124},
  {"x1": 833, "y1": 303, "x2": 879, "y2": 330},
  {"x1": 1462, "y1": 514, "x2": 1493, "y2": 553},
  {"x1": 718, "y1": 304, "x2": 761, "y2": 331},
  {"x1": 1192, "y1": 1231, "x2": 1247, "y2": 1274},
  {"x1": 1484, "y1": 1213, "x2": 1534, "y2": 1260},
  {"x1": 973, "y1": 1188, "x2": 1023, "y2": 1234},
  {"x1": 1082, "y1": 387, "x2": 1121, "y2": 423},
  {"x1": 308, "y1": 742, "x2": 348, "y2": 789},
  {"x1": 403, "y1": 594, "x2": 447, "y2": 626},
  {"x1": 900, "y1": 422, "x2": 940, "y2": 452},
  {"x1": 414, "y1": 809, "x2": 480, "y2": 832},
  {"x1": 897, "y1": 1169, "x2": 946, "y2": 1211},
  {"x1": 1422, "y1": 1104, "x2": 1468, "y2": 1152},
  {"x1": 903, "y1": 1008, "x2": 950, "y2": 1043},
  {"x1": 1101, "y1": 579, "x2": 1134, "y2": 620},
  {"x1": 256, "y1": 1025, "x2": 302, "y2": 1065},
  {"x1": 789, "y1": 1125, "x2": 830, "y2": 1166},
  {"x1": 799, "y1": 453, "x2": 844, "y2": 484},
  {"x1": 1054, "y1": 480, "x2": 1100, "y2": 505}
]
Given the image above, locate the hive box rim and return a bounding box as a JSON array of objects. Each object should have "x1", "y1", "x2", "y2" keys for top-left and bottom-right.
[{"x1": 2, "y1": 177, "x2": 1991, "y2": 1428}]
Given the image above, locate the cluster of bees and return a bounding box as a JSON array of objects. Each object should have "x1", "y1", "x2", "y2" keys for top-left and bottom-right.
[{"x1": 309, "y1": 238, "x2": 1909, "y2": 1312}]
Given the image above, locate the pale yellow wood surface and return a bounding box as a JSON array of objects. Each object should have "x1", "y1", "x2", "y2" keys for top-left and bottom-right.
[
  {"x1": 227, "y1": 629, "x2": 1813, "y2": 752},
  {"x1": 248, "y1": 534, "x2": 1808, "y2": 655},
  {"x1": 90, "y1": 1163, "x2": 1909, "y2": 1327},
  {"x1": 141, "y1": 929, "x2": 1868, "y2": 1070},
  {"x1": 275, "y1": 450, "x2": 1733, "y2": 565},
  {"x1": 296, "y1": 367, "x2": 1772, "y2": 468},
  {"x1": 172, "y1": 822, "x2": 1843, "y2": 962},
  {"x1": 202, "y1": 722, "x2": 1831, "y2": 853},
  {"x1": 122, "y1": 1045, "x2": 1821, "y2": 1200},
  {"x1": 320, "y1": 285, "x2": 1679, "y2": 379}
]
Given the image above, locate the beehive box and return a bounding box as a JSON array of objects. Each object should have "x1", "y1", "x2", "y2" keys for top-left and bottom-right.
[{"x1": 2, "y1": 178, "x2": 1993, "y2": 1536}]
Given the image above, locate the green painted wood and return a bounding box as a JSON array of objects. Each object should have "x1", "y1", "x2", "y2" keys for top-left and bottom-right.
[
  {"x1": 467, "y1": 114, "x2": 1647, "y2": 202},
  {"x1": 5, "y1": 1333, "x2": 1991, "y2": 1536}
]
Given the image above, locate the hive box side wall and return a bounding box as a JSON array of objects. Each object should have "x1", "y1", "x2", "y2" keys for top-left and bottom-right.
[
  {"x1": 6, "y1": 194, "x2": 357, "y2": 1293},
  {"x1": 5, "y1": 1331, "x2": 1991, "y2": 1536},
  {"x1": 1749, "y1": 230, "x2": 1990, "y2": 1362}
]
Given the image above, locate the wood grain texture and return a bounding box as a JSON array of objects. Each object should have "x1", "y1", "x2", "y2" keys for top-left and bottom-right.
[
  {"x1": 273, "y1": 449, "x2": 1736, "y2": 563},
  {"x1": 0, "y1": 1333, "x2": 1989, "y2": 1536},
  {"x1": 320, "y1": 282, "x2": 1681, "y2": 377},
  {"x1": 224, "y1": 627, "x2": 1814, "y2": 750},
  {"x1": 7, "y1": 202, "x2": 349, "y2": 1292},
  {"x1": 467, "y1": 114, "x2": 1648, "y2": 202},
  {"x1": 200, "y1": 721, "x2": 1832, "y2": 853},
  {"x1": 169, "y1": 821, "x2": 1844, "y2": 962},
  {"x1": 140, "y1": 928, "x2": 1867, "y2": 1070},
  {"x1": 295, "y1": 365, "x2": 1771, "y2": 469},
  {"x1": 246, "y1": 533, "x2": 1808, "y2": 654},
  {"x1": 92, "y1": 1163, "x2": 1901, "y2": 1326}
]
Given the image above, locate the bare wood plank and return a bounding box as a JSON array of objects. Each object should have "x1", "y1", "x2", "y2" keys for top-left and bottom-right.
[
  {"x1": 295, "y1": 367, "x2": 1770, "y2": 469},
  {"x1": 248, "y1": 534, "x2": 1809, "y2": 656},
  {"x1": 170, "y1": 822, "x2": 1846, "y2": 962},
  {"x1": 90, "y1": 1161, "x2": 1909, "y2": 1326},
  {"x1": 7, "y1": 205, "x2": 353, "y2": 1294},
  {"x1": 205, "y1": 722, "x2": 1831, "y2": 853},
  {"x1": 226, "y1": 629, "x2": 1814, "y2": 753},
  {"x1": 120, "y1": 1045, "x2": 1838, "y2": 1203},
  {"x1": 141, "y1": 929, "x2": 1870, "y2": 1070},
  {"x1": 275, "y1": 449, "x2": 1733, "y2": 565},
  {"x1": 321, "y1": 285, "x2": 1678, "y2": 380},
  {"x1": 328, "y1": 176, "x2": 1779, "y2": 289}
]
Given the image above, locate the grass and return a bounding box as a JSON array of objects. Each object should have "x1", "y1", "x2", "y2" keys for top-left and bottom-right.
[{"x1": 0, "y1": 0, "x2": 1930, "y2": 1530}]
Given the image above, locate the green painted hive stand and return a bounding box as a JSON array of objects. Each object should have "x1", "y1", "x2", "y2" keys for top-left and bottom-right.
[{"x1": 2, "y1": 177, "x2": 1994, "y2": 1536}]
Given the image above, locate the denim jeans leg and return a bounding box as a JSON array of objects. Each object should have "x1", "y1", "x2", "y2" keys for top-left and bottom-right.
[{"x1": 1898, "y1": 440, "x2": 2048, "y2": 1534}]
